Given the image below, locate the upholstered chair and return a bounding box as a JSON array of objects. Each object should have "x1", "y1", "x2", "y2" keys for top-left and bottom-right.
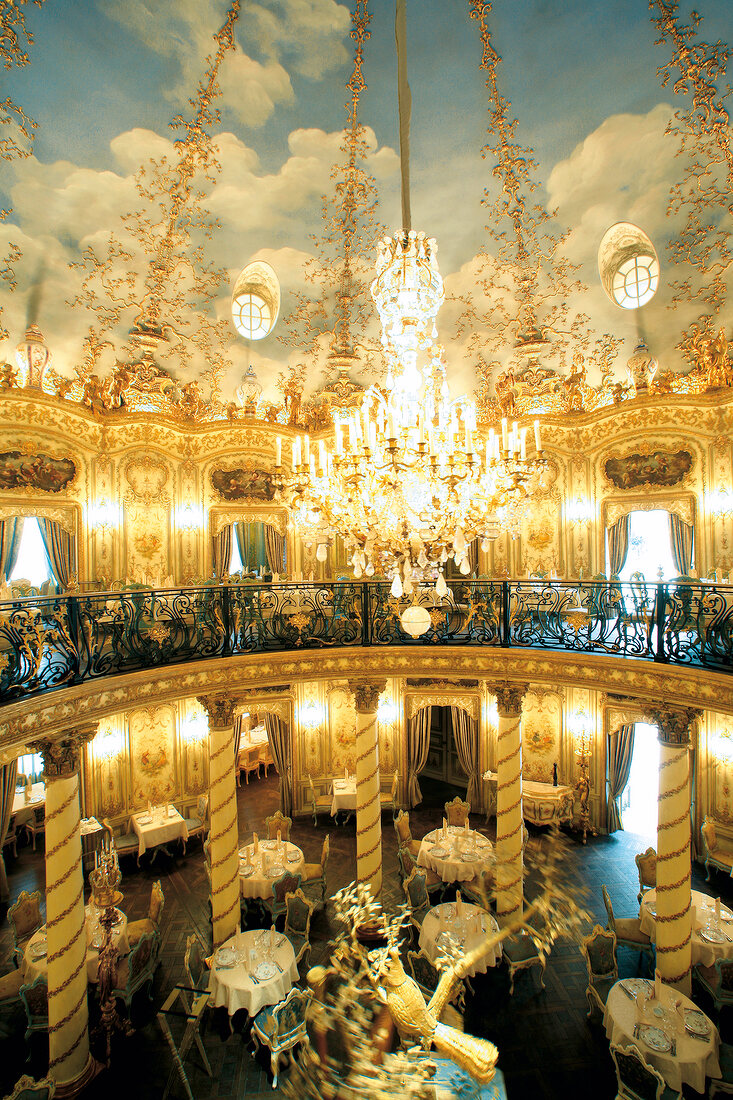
[
  {"x1": 184, "y1": 932, "x2": 210, "y2": 997},
  {"x1": 24, "y1": 807, "x2": 45, "y2": 852},
  {"x1": 635, "y1": 847, "x2": 657, "y2": 904},
  {"x1": 8, "y1": 891, "x2": 43, "y2": 968},
  {"x1": 306, "y1": 774, "x2": 331, "y2": 827},
  {"x1": 602, "y1": 884, "x2": 654, "y2": 970},
  {"x1": 581, "y1": 923, "x2": 618, "y2": 1019},
  {"x1": 111, "y1": 930, "x2": 160, "y2": 1016},
  {"x1": 502, "y1": 933, "x2": 546, "y2": 997},
  {"x1": 397, "y1": 845, "x2": 443, "y2": 901},
  {"x1": 710, "y1": 1041, "x2": 733, "y2": 1099},
  {"x1": 2, "y1": 1073, "x2": 56, "y2": 1100},
  {"x1": 445, "y1": 796, "x2": 471, "y2": 828},
  {"x1": 693, "y1": 957, "x2": 733, "y2": 1017},
  {"x1": 303, "y1": 834, "x2": 329, "y2": 905},
  {"x1": 265, "y1": 811, "x2": 292, "y2": 842},
  {"x1": 379, "y1": 769, "x2": 400, "y2": 819},
  {"x1": 19, "y1": 975, "x2": 48, "y2": 1045},
  {"x1": 242, "y1": 746, "x2": 262, "y2": 784},
  {"x1": 284, "y1": 888, "x2": 315, "y2": 967},
  {"x1": 251, "y1": 987, "x2": 311, "y2": 1089},
  {"x1": 460, "y1": 866, "x2": 495, "y2": 910},
  {"x1": 701, "y1": 817, "x2": 733, "y2": 881},
  {"x1": 394, "y1": 810, "x2": 420, "y2": 857},
  {"x1": 268, "y1": 871, "x2": 302, "y2": 923},
  {"x1": 402, "y1": 868, "x2": 431, "y2": 933},
  {"x1": 181, "y1": 794, "x2": 208, "y2": 853},
  {"x1": 102, "y1": 817, "x2": 140, "y2": 864},
  {"x1": 3, "y1": 816, "x2": 18, "y2": 860},
  {"x1": 126, "y1": 880, "x2": 165, "y2": 947},
  {"x1": 0, "y1": 967, "x2": 25, "y2": 1037},
  {"x1": 610, "y1": 1041, "x2": 681, "y2": 1100}
]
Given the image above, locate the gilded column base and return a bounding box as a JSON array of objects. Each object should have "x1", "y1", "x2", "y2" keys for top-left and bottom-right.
[{"x1": 52, "y1": 1053, "x2": 103, "y2": 1098}]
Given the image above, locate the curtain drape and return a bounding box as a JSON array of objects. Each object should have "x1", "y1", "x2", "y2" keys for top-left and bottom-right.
[
  {"x1": 264, "y1": 713, "x2": 291, "y2": 816},
  {"x1": 607, "y1": 723, "x2": 635, "y2": 832},
  {"x1": 407, "y1": 706, "x2": 432, "y2": 807},
  {"x1": 233, "y1": 523, "x2": 247, "y2": 572},
  {"x1": 669, "y1": 513, "x2": 694, "y2": 575},
  {"x1": 450, "y1": 706, "x2": 481, "y2": 807},
  {"x1": 0, "y1": 759, "x2": 18, "y2": 901},
  {"x1": 607, "y1": 515, "x2": 630, "y2": 577},
  {"x1": 264, "y1": 524, "x2": 285, "y2": 574},
  {"x1": 232, "y1": 714, "x2": 243, "y2": 768},
  {"x1": 0, "y1": 518, "x2": 23, "y2": 582},
  {"x1": 37, "y1": 518, "x2": 75, "y2": 589},
  {"x1": 212, "y1": 526, "x2": 232, "y2": 578}
]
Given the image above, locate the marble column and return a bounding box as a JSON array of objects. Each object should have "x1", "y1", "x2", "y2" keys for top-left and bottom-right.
[
  {"x1": 651, "y1": 705, "x2": 699, "y2": 994},
  {"x1": 199, "y1": 694, "x2": 240, "y2": 949},
  {"x1": 494, "y1": 682, "x2": 527, "y2": 928},
  {"x1": 349, "y1": 678, "x2": 387, "y2": 898},
  {"x1": 35, "y1": 727, "x2": 98, "y2": 1096}
]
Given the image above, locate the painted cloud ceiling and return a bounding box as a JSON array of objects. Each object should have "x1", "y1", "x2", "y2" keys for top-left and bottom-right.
[{"x1": 1, "y1": 0, "x2": 732, "y2": 407}]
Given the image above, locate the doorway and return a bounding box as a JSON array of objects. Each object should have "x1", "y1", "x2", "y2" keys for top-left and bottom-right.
[
  {"x1": 422, "y1": 706, "x2": 469, "y2": 792},
  {"x1": 621, "y1": 721, "x2": 660, "y2": 837}
]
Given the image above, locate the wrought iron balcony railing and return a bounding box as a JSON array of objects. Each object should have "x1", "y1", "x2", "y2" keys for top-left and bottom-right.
[{"x1": 0, "y1": 577, "x2": 730, "y2": 704}]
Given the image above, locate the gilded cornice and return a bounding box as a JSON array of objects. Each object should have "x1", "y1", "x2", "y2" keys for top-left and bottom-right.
[
  {"x1": 0, "y1": 647, "x2": 729, "y2": 757},
  {"x1": 406, "y1": 693, "x2": 480, "y2": 721}
]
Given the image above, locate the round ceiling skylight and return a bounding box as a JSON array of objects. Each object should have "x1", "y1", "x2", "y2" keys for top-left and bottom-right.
[
  {"x1": 598, "y1": 223, "x2": 660, "y2": 311},
  {"x1": 231, "y1": 260, "x2": 280, "y2": 340}
]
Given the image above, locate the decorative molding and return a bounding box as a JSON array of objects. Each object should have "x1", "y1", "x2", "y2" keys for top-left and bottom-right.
[
  {"x1": 241, "y1": 697, "x2": 291, "y2": 724},
  {"x1": 495, "y1": 681, "x2": 529, "y2": 718},
  {"x1": 604, "y1": 492, "x2": 695, "y2": 528},
  {"x1": 649, "y1": 704, "x2": 702, "y2": 746},
  {"x1": 34, "y1": 726, "x2": 97, "y2": 778},
  {"x1": 406, "y1": 693, "x2": 480, "y2": 721},
  {"x1": 209, "y1": 507, "x2": 287, "y2": 537},
  {"x1": 348, "y1": 679, "x2": 387, "y2": 714},
  {"x1": 197, "y1": 693, "x2": 238, "y2": 729},
  {"x1": 123, "y1": 453, "x2": 171, "y2": 506},
  {"x1": 0, "y1": 501, "x2": 78, "y2": 534}
]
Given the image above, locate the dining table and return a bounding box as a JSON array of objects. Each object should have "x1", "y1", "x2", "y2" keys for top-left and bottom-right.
[
  {"x1": 131, "y1": 805, "x2": 187, "y2": 859},
  {"x1": 603, "y1": 977, "x2": 721, "y2": 1094},
  {"x1": 238, "y1": 840, "x2": 305, "y2": 900},
  {"x1": 417, "y1": 826, "x2": 495, "y2": 884},
  {"x1": 207, "y1": 928, "x2": 298, "y2": 1017},
  {"x1": 330, "y1": 776, "x2": 356, "y2": 817},
  {"x1": 640, "y1": 889, "x2": 733, "y2": 967},
  {"x1": 419, "y1": 900, "x2": 502, "y2": 976},
  {"x1": 23, "y1": 904, "x2": 130, "y2": 985},
  {"x1": 11, "y1": 782, "x2": 45, "y2": 827}
]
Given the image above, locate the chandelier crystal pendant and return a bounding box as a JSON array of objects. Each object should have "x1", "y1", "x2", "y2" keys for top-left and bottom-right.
[{"x1": 275, "y1": 229, "x2": 545, "y2": 595}]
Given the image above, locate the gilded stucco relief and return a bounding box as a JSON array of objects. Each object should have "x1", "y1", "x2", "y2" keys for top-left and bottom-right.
[
  {"x1": 521, "y1": 688, "x2": 563, "y2": 782},
  {"x1": 129, "y1": 703, "x2": 177, "y2": 808},
  {"x1": 328, "y1": 682, "x2": 357, "y2": 776}
]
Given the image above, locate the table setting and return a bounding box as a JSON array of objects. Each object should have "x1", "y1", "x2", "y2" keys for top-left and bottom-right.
[
  {"x1": 640, "y1": 889, "x2": 733, "y2": 967},
  {"x1": 131, "y1": 803, "x2": 187, "y2": 858},
  {"x1": 207, "y1": 927, "x2": 299, "y2": 1017},
  {"x1": 238, "y1": 833, "x2": 305, "y2": 899},
  {"x1": 417, "y1": 820, "x2": 495, "y2": 883},
  {"x1": 22, "y1": 902, "x2": 129, "y2": 984},
  {"x1": 419, "y1": 897, "x2": 501, "y2": 975},
  {"x1": 603, "y1": 971, "x2": 721, "y2": 1093},
  {"x1": 330, "y1": 771, "x2": 356, "y2": 816}
]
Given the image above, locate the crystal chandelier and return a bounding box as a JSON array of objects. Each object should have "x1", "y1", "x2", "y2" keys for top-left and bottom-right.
[{"x1": 275, "y1": 229, "x2": 545, "y2": 595}]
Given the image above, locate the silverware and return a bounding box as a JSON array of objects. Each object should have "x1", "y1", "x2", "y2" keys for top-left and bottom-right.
[
  {"x1": 620, "y1": 983, "x2": 636, "y2": 1001},
  {"x1": 684, "y1": 1028, "x2": 710, "y2": 1042}
]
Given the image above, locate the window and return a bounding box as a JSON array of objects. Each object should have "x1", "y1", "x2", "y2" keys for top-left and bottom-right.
[
  {"x1": 612, "y1": 255, "x2": 659, "y2": 309},
  {"x1": 621, "y1": 722, "x2": 659, "y2": 836},
  {"x1": 617, "y1": 510, "x2": 677, "y2": 582},
  {"x1": 9, "y1": 517, "x2": 52, "y2": 587},
  {"x1": 231, "y1": 292, "x2": 272, "y2": 340},
  {"x1": 16, "y1": 751, "x2": 44, "y2": 784}
]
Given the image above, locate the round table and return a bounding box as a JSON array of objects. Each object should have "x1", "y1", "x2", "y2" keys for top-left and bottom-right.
[
  {"x1": 417, "y1": 827, "x2": 494, "y2": 884},
  {"x1": 603, "y1": 979, "x2": 721, "y2": 1094},
  {"x1": 238, "y1": 841, "x2": 305, "y2": 900},
  {"x1": 640, "y1": 889, "x2": 733, "y2": 967},
  {"x1": 207, "y1": 928, "x2": 299, "y2": 1017},
  {"x1": 23, "y1": 906, "x2": 129, "y2": 984},
  {"x1": 418, "y1": 901, "x2": 502, "y2": 976}
]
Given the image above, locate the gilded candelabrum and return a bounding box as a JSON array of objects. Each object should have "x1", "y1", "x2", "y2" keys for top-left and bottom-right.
[
  {"x1": 89, "y1": 839, "x2": 133, "y2": 1065},
  {"x1": 574, "y1": 734, "x2": 596, "y2": 845}
]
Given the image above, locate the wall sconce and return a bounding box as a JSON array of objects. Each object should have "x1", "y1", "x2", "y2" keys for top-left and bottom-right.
[
  {"x1": 569, "y1": 709, "x2": 595, "y2": 844},
  {"x1": 182, "y1": 710, "x2": 209, "y2": 745},
  {"x1": 176, "y1": 504, "x2": 204, "y2": 532},
  {"x1": 378, "y1": 699, "x2": 398, "y2": 726},
  {"x1": 299, "y1": 702, "x2": 325, "y2": 731},
  {"x1": 564, "y1": 497, "x2": 595, "y2": 526},
  {"x1": 710, "y1": 489, "x2": 733, "y2": 522},
  {"x1": 91, "y1": 500, "x2": 119, "y2": 531}
]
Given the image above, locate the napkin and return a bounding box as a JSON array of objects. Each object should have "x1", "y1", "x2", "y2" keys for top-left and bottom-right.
[
  {"x1": 463, "y1": 819, "x2": 469, "y2": 835},
  {"x1": 456, "y1": 893, "x2": 463, "y2": 918},
  {"x1": 253, "y1": 832, "x2": 259, "y2": 854},
  {"x1": 635, "y1": 993, "x2": 644, "y2": 1026},
  {"x1": 270, "y1": 925, "x2": 276, "y2": 950}
]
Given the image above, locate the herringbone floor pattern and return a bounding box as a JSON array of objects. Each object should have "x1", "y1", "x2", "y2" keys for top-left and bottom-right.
[{"x1": 1, "y1": 775, "x2": 730, "y2": 1099}]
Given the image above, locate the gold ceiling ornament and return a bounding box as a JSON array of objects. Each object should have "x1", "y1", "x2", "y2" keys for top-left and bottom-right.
[
  {"x1": 650, "y1": 0, "x2": 733, "y2": 367},
  {"x1": 71, "y1": 1, "x2": 241, "y2": 388}
]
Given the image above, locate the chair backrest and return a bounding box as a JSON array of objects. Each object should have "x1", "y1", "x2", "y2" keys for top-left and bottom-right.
[
  {"x1": 196, "y1": 793, "x2": 209, "y2": 823},
  {"x1": 390, "y1": 768, "x2": 399, "y2": 803},
  {"x1": 307, "y1": 773, "x2": 316, "y2": 801},
  {"x1": 101, "y1": 818, "x2": 114, "y2": 844},
  {"x1": 403, "y1": 867, "x2": 429, "y2": 913},
  {"x1": 581, "y1": 924, "x2": 618, "y2": 982},
  {"x1": 3, "y1": 1073, "x2": 56, "y2": 1100},
  {"x1": 8, "y1": 890, "x2": 43, "y2": 946},
  {"x1": 127, "y1": 931, "x2": 158, "y2": 989},
  {"x1": 406, "y1": 950, "x2": 439, "y2": 998},
  {"x1": 702, "y1": 816, "x2": 718, "y2": 854},
  {"x1": 635, "y1": 847, "x2": 657, "y2": 889},
  {"x1": 184, "y1": 932, "x2": 209, "y2": 990},
  {"x1": 271, "y1": 871, "x2": 302, "y2": 907},
  {"x1": 445, "y1": 797, "x2": 470, "y2": 828},
  {"x1": 717, "y1": 958, "x2": 733, "y2": 993},
  {"x1": 148, "y1": 879, "x2": 165, "y2": 925},
  {"x1": 321, "y1": 833, "x2": 330, "y2": 870},
  {"x1": 394, "y1": 810, "x2": 412, "y2": 847},
  {"x1": 601, "y1": 884, "x2": 616, "y2": 932},
  {"x1": 245, "y1": 746, "x2": 260, "y2": 767},
  {"x1": 19, "y1": 975, "x2": 48, "y2": 1024},
  {"x1": 398, "y1": 845, "x2": 415, "y2": 880},
  {"x1": 284, "y1": 888, "x2": 315, "y2": 937},
  {"x1": 265, "y1": 811, "x2": 292, "y2": 841},
  {"x1": 270, "y1": 987, "x2": 311, "y2": 1041},
  {"x1": 610, "y1": 1042, "x2": 665, "y2": 1100}
]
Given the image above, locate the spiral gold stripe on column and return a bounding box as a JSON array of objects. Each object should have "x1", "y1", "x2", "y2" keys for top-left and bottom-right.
[
  {"x1": 495, "y1": 712, "x2": 523, "y2": 928},
  {"x1": 45, "y1": 770, "x2": 94, "y2": 1089},
  {"x1": 656, "y1": 743, "x2": 692, "y2": 993},
  {"x1": 208, "y1": 720, "x2": 240, "y2": 948},
  {"x1": 349, "y1": 679, "x2": 386, "y2": 899}
]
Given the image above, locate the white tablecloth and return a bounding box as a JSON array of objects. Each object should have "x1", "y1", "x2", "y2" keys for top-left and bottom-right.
[
  {"x1": 330, "y1": 778, "x2": 356, "y2": 815},
  {"x1": 603, "y1": 979, "x2": 720, "y2": 1094},
  {"x1": 640, "y1": 889, "x2": 733, "y2": 967},
  {"x1": 417, "y1": 828, "x2": 494, "y2": 884},
  {"x1": 207, "y1": 929, "x2": 298, "y2": 1017},
  {"x1": 131, "y1": 806, "x2": 187, "y2": 857},
  {"x1": 419, "y1": 902, "x2": 501, "y2": 976},
  {"x1": 23, "y1": 906, "x2": 129, "y2": 985},
  {"x1": 12, "y1": 784, "x2": 45, "y2": 826},
  {"x1": 482, "y1": 772, "x2": 574, "y2": 825},
  {"x1": 238, "y1": 842, "x2": 305, "y2": 900}
]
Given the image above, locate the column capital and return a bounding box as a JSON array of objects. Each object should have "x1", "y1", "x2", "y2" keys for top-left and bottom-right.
[
  {"x1": 348, "y1": 679, "x2": 387, "y2": 714},
  {"x1": 494, "y1": 681, "x2": 528, "y2": 719},
  {"x1": 34, "y1": 725, "x2": 97, "y2": 780},
  {"x1": 197, "y1": 693, "x2": 238, "y2": 729},
  {"x1": 651, "y1": 704, "x2": 701, "y2": 746}
]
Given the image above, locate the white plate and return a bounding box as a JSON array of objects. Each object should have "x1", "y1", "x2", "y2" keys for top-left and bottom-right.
[
  {"x1": 138, "y1": 815, "x2": 152, "y2": 825},
  {"x1": 699, "y1": 928, "x2": 726, "y2": 944},
  {"x1": 638, "y1": 1025, "x2": 672, "y2": 1053},
  {"x1": 30, "y1": 940, "x2": 47, "y2": 960},
  {"x1": 460, "y1": 849, "x2": 479, "y2": 861},
  {"x1": 286, "y1": 853, "x2": 301, "y2": 863},
  {"x1": 238, "y1": 847, "x2": 252, "y2": 858},
  {"x1": 685, "y1": 1010, "x2": 711, "y2": 1037},
  {"x1": 621, "y1": 978, "x2": 650, "y2": 1000},
  {"x1": 430, "y1": 846, "x2": 449, "y2": 859},
  {"x1": 260, "y1": 840, "x2": 277, "y2": 850},
  {"x1": 216, "y1": 947, "x2": 237, "y2": 968},
  {"x1": 253, "y1": 960, "x2": 278, "y2": 981},
  {"x1": 239, "y1": 865, "x2": 255, "y2": 878},
  {"x1": 266, "y1": 865, "x2": 286, "y2": 878}
]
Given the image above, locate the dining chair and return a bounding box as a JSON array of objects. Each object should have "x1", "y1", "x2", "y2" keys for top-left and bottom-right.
[
  {"x1": 0, "y1": 966, "x2": 24, "y2": 1038},
  {"x1": 306, "y1": 773, "x2": 331, "y2": 827},
  {"x1": 24, "y1": 807, "x2": 45, "y2": 852},
  {"x1": 181, "y1": 794, "x2": 208, "y2": 853},
  {"x1": 602, "y1": 884, "x2": 654, "y2": 971},
  {"x1": 268, "y1": 871, "x2": 302, "y2": 923},
  {"x1": 701, "y1": 817, "x2": 733, "y2": 881},
  {"x1": 580, "y1": 923, "x2": 618, "y2": 1020},
  {"x1": 397, "y1": 845, "x2": 443, "y2": 901},
  {"x1": 502, "y1": 933, "x2": 546, "y2": 997},
  {"x1": 402, "y1": 868, "x2": 431, "y2": 934},
  {"x1": 127, "y1": 879, "x2": 165, "y2": 947},
  {"x1": 445, "y1": 797, "x2": 471, "y2": 828},
  {"x1": 394, "y1": 810, "x2": 420, "y2": 857},
  {"x1": 19, "y1": 975, "x2": 48, "y2": 1048},
  {"x1": 693, "y1": 957, "x2": 733, "y2": 1017},
  {"x1": 634, "y1": 846, "x2": 657, "y2": 904},
  {"x1": 379, "y1": 769, "x2": 400, "y2": 819},
  {"x1": 2, "y1": 816, "x2": 18, "y2": 860},
  {"x1": 242, "y1": 746, "x2": 262, "y2": 785},
  {"x1": 302, "y1": 834, "x2": 330, "y2": 905},
  {"x1": 2, "y1": 1073, "x2": 56, "y2": 1100},
  {"x1": 265, "y1": 811, "x2": 292, "y2": 842},
  {"x1": 251, "y1": 987, "x2": 311, "y2": 1089},
  {"x1": 8, "y1": 891, "x2": 44, "y2": 969},
  {"x1": 610, "y1": 1041, "x2": 681, "y2": 1100},
  {"x1": 460, "y1": 866, "x2": 495, "y2": 911},
  {"x1": 710, "y1": 1040, "x2": 733, "y2": 1098},
  {"x1": 283, "y1": 888, "x2": 315, "y2": 966},
  {"x1": 102, "y1": 817, "x2": 140, "y2": 865},
  {"x1": 111, "y1": 930, "x2": 160, "y2": 1019}
]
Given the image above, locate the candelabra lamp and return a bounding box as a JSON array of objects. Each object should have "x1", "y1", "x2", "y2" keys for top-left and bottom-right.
[
  {"x1": 89, "y1": 839, "x2": 133, "y2": 1064},
  {"x1": 573, "y1": 722, "x2": 597, "y2": 845}
]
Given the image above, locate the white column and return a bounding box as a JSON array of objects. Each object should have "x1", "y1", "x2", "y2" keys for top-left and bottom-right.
[
  {"x1": 199, "y1": 694, "x2": 240, "y2": 948},
  {"x1": 349, "y1": 679, "x2": 386, "y2": 898},
  {"x1": 494, "y1": 682, "x2": 527, "y2": 928}
]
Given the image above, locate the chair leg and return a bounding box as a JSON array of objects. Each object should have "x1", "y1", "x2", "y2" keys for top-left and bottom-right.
[{"x1": 271, "y1": 1051, "x2": 279, "y2": 1089}]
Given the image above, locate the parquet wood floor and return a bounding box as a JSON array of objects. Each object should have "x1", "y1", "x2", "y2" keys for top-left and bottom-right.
[{"x1": 1, "y1": 775, "x2": 729, "y2": 1099}]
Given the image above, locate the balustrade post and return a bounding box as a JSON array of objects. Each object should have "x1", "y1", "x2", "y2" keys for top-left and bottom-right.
[
  {"x1": 494, "y1": 681, "x2": 527, "y2": 927},
  {"x1": 500, "y1": 581, "x2": 510, "y2": 647},
  {"x1": 651, "y1": 704, "x2": 700, "y2": 994},
  {"x1": 34, "y1": 725, "x2": 99, "y2": 1096},
  {"x1": 198, "y1": 693, "x2": 240, "y2": 948},
  {"x1": 654, "y1": 583, "x2": 668, "y2": 663},
  {"x1": 221, "y1": 585, "x2": 231, "y2": 657},
  {"x1": 348, "y1": 678, "x2": 387, "y2": 897},
  {"x1": 66, "y1": 594, "x2": 82, "y2": 682},
  {"x1": 362, "y1": 582, "x2": 371, "y2": 646}
]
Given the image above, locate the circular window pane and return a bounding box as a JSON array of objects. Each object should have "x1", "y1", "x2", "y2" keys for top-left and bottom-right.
[
  {"x1": 612, "y1": 255, "x2": 659, "y2": 310},
  {"x1": 232, "y1": 293, "x2": 272, "y2": 339}
]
